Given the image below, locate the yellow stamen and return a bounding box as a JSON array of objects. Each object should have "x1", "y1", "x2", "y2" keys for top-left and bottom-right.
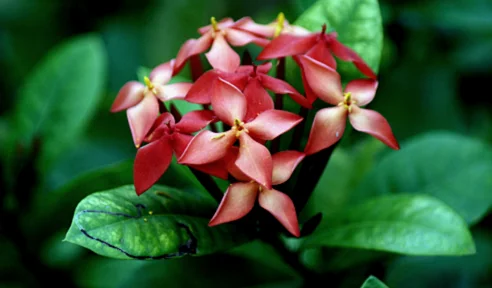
[
  {"x1": 343, "y1": 92, "x2": 352, "y2": 103},
  {"x1": 211, "y1": 17, "x2": 218, "y2": 31},
  {"x1": 211, "y1": 133, "x2": 226, "y2": 140},
  {"x1": 144, "y1": 76, "x2": 154, "y2": 90},
  {"x1": 274, "y1": 12, "x2": 285, "y2": 38}
]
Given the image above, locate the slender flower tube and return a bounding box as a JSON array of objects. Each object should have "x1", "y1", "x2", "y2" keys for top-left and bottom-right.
[
  {"x1": 178, "y1": 78, "x2": 302, "y2": 189},
  {"x1": 111, "y1": 59, "x2": 192, "y2": 148},
  {"x1": 134, "y1": 111, "x2": 226, "y2": 195},
  {"x1": 174, "y1": 17, "x2": 270, "y2": 74},
  {"x1": 295, "y1": 55, "x2": 399, "y2": 155},
  {"x1": 209, "y1": 149, "x2": 305, "y2": 237}
]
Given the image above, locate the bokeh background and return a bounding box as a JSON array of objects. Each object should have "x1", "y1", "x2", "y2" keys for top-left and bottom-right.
[{"x1": 1, "y1": 0, "x2": 491, "y2": 287}]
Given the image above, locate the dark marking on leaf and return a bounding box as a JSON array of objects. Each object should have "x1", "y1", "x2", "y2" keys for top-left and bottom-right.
[
  {"x1": 156, "y1": 191, "x2": 173, "y2": 199},
  {"x1": 75, "y1": 204, "x2": 197, "y2": 259}
]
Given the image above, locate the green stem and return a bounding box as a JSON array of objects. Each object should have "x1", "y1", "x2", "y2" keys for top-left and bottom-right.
[
  {"x1": 289, "y1": 107, "x2": 309, "y2": 151},
  {"x1": 189, "y1": 167, "x2": 223, "y2": 203}
]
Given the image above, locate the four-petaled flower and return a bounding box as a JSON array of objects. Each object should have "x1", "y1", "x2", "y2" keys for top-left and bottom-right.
[
  {"x1": 134, "y1": 110, "x2": 226, "y2": 195},
  {"x1": 296, "y1": 55, "x2": 400, "y2": 155},
  {"x1": 175, "y1": 17, "x2": 269, "y2": 74},
  {"x1": 178, "y1": 78, "x2": 302, "y2": 189},
  {"x1": 111, "y1": 59, "x2": 192, "y2": 148},
  {"x1": 257, "y1": 24, "x2": 377, "y2": 83},
  {"x1": 186, "y1": 62, "x2": 311, "y2": 121},
  {"x1": 210, "y1": 149, "x2": 305, "y2": 237},
  {"x1": 236, "y1": 12, "x2": 311, "y2": 38}
]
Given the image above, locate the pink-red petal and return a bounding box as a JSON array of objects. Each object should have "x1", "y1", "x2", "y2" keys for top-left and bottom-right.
[
  {"x1": 174, "y1": 34, "x2": 213, "y2": 74},
  {"x1": 236, "y1": 133, "x2": 273, "y2": 189},
  {"x1": 134, "y1": 137, "x2": 173, "y2": 195},
  {"x1": 150, "y1": 60, "x2": 174, "y2": 85},
  {"x1": 126, "y1": 94, "x2": 160, "y2": 148},
  {"x1": 259, "y1": 74, "x2": 311, "y2": 108},
  {"x1": 225, "y1": 28, "x2": 270, "y2": 47},
  {"x1": 328, "y1": 37, "x2": 377, "y2": 79},
  {"x1": 144, "y1": 113, "x2": 175, "y2": 143},
  {"x1": 304, "y1": 106, "x2": 347, "y2": 155},
  {"x1": 271, "y1": 151, "x2": 305, "y2": 185},
  {"x1": 233, "y1": 16, "x2": 275, "y2": 38},
  {"x1": 205, "y1": 34, "x2": 240, "y2": 73},
  {"x1": 245, "y1": 110, "x2": 302, "y2": 141},
  {"x1": 306, "y1": 40, "x2": 337, "y2": 69},
  {"x1": 110, "y1": 81, "x2": 144, "y2": 112},
  {"x1": 189, "y1": 160, "x2": 229, "y2": 180},
  {"x1": 243, "y1": 78, "x2": 274, "y2": 122},
  {"x1": 208, "y1": 182, "x2": 259, "y2": 226},
  {"x1": 296, "y1": 55, "x2": 344, "y2": 105},
  {"x1": 178, "y1": 130, "x2": 236, "y2": 165},
  {"x1": 185, "y1": 70, "x2": 218, "y2": 104},
  {"x1": 345, "y1": 79, "x2": 378, "y2": 107},
  {"x1": 175, "y1": 110, "x2": 216, "y2": 134},
  {"x1": 258, "y1": 189, "x2": 300, "y2": 237},
  {"x1": 257, "y1": 34, "x2": 317, "y2": 60},
  {"x1": 198, "y1": 17, "x2": 234, "y2": 35},
  {"x1": 223, "y1": 147, "x2": 250, "y2": 182},
  {"x1": 211, "y1": 78, "x2": 247, "y2": 126},
  {"x1": 155, "y1": 83, "x2": 192, "y2": 102},
  {"x1": 348, "y1": 106, "x2": 400, "y2": 150}
]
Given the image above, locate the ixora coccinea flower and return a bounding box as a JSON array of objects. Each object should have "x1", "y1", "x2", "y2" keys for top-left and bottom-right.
[
  {"x1": 186, "y1": 62, "x2": 311, "y2": 120},
  {"x1": 178, "y1": 78, "x2": 302, "y2": 189},
  {"x1": 257, "y1": 24, "x2": 376, "y2": 80},
  {"x1": 110, "y1": 59, "x2": 192, "y2": 148},
  {"x1": 295, "y1": 55, "x2": 399, "y2": 155},
  {"x1": 134, "y1": 111, "x2": 227, "y2": 195},
  {"x1": 174, "y1": 17, "x2": 269, "y2": 74},
  {"x1": 210, "y1": 149, "x2": 305, "y2": 237},
  {"x1": 235, "y1": 12, "x2": 311, "y2": 38}
]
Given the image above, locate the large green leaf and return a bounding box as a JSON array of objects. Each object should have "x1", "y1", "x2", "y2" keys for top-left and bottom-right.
[
  {"x1": 302, "y1": 194, "x2": 475, "y2": 256},
  {"x1": 353, "y1": 132, "x2": 492, "y2": 224},
  {"x1": 13, "y1": 34, "x2": 107, "y2": 171},
  {"x1": 294, "y1": 0, "x2": 383, "y2": 78},
  {"x1": 361, "y1": 276, "x2": 389, "y2": 288},
  {"x1": 65, "y1": 185, "x2": 248, "y2": 259}
]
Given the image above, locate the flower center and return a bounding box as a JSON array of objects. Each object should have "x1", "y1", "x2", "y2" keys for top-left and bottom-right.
[
  {"x1": 232, "y1": 118, "x2": 248, "y2": 137},
  {"x1": 274, "y1": 12, "x2": 285, "y2": 38},
  {"x1": 144, "y1": 76, "x2": 158, "y2": 95},
  {"x1": 338, "y1": 92, "x2": 356, "y2": 113}
]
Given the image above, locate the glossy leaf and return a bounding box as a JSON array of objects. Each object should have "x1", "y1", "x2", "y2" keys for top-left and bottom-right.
[
  {"x1": 360, "y1": 276, "x2": 389, "y2": 288},
  {"x1": 302, "y1": 194, "x2": 475, "y2": 256},
  {"x1": 354, "y1": 132, "x2": 492, "y2": 224},
  {"x1": 13, "y1": 34, "x2": 107, "y2": 171},
  {"x1": 294, "y1": 0, "x2": 383, "y2": 79},
  {"x1": 65, "y1": 185, "x2": 250, "y2": 259}
]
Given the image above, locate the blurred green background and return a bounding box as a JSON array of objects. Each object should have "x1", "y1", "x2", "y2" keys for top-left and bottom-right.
[{"x1": 0, "y1": 0, "x2": 491, "y2": 287}]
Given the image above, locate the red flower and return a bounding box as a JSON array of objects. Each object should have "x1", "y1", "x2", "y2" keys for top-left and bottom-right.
[
  {"x1": 186, "y1": 62, "x2": 311, "y2": 120},
  {"x1": 178, "y1": 78, "x2": 302, "y2": 188},
  {"x1": 111, "y1": 60, "x2": 192, "y2": 148},
  {"x1": 257, "y1": 24, "x2": 376, "y2": 80},
  {"x1": 134, "y1": 110, "x2": 226, "y2": 195},
  {"x1": 209, "y1": 149, "x2": 305, "y2": 237},
  {"x1": 296, "y1": 55, "x2": 399, "y2": 155},
  {"x1": 174, "y1": 17, "x2": 269, "y2": 74}
]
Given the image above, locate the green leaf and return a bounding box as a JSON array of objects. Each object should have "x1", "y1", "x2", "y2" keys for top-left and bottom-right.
[
  {"x1": 361, "y1": 276, "x2": 389, "y2": 288},
  {"x1": 353, "y1": 132, "x2": 492, "y2": 224},
  {"x1": 295, "y1": 0, "x2": 383, "y2": 78},
  {"x1": 65, "y1": 185, "x2": 249, "y2": 259},
  {"x1": 385, "y1": 230, "x2": 492, "y2": 288},
  {"x1": 13, "y1": 34, "x2": 107, "y2": 171},
  {"x1": 302, "y1": 194, "x2": 475, "y2": 256}
]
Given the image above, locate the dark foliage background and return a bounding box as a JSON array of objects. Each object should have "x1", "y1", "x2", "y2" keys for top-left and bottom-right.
[{"x1": 0, "y1": 0, "x2": 491, "y2": 287}]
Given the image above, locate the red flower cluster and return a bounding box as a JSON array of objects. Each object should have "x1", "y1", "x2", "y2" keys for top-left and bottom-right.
[{"x1": 112, "y1": 14, "x2": 399, "y2": 237}]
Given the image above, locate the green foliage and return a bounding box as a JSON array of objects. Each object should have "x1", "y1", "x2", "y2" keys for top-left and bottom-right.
[
  {"x1": 302, "y1": 194, "x2": 475, "y2": 255},
  {"x1": 361, "y1": 276, "x2": 389, "y2": 288},
  {"x1": 354, "y1": 132, "x2": 492, "y2": 224},
  {"x1": 13, "y1": 34, "x2": 107, "y2": 171},
  {"x1": 65, "y1": 185, "x2": 249, "y2": 260}
]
